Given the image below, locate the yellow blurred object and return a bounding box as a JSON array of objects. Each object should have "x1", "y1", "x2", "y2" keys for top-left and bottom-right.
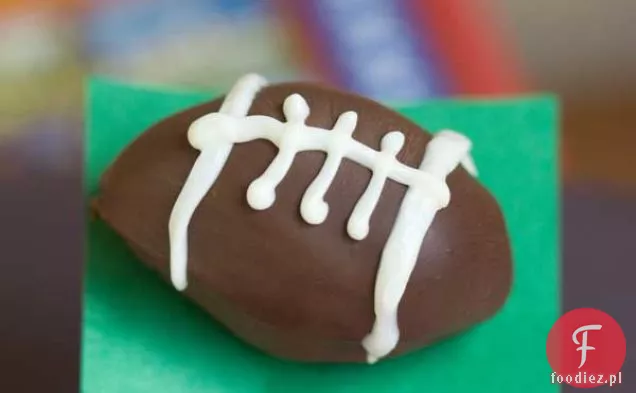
[
  {"x1": 0, "y1": 0, "x2": 80, "y2": 12},
  {"x1": 0, "y1": 2, "x2": 82, "y2": 139},
  {"x1": 0, "y1": 62, "x2": 83, "y2": 136}
]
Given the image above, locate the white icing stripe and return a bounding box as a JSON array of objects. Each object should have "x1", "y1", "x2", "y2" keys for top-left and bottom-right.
[
  {"x1": 361, "y1": 130, "x2": 473, "y2": 363},
  {"x1": 348, "y1": 131, "x2": 404, "y2": 240},
  {"x1": 301, "y1": 111, "x2": 357, "y2": 225},
  {"x1": 169, "y1": 74, "x2": 268, "y2": 290},
  {"x1": 168, "y1": 74, "x2": 476, "y2": 364},
  {"x1": 247, "y1": 95, "x2": 309, "y2": 211},
  {"x1": 219, "y1": 73, "x2": 268, "y2": 116},
  {"x1": 168, "y1": 146, "x2": 233, "y2": 291}
]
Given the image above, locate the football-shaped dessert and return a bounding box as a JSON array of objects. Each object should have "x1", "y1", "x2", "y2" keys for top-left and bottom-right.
[{"x1": 93, "y1": 74, "x2": 512, "y2": 363}]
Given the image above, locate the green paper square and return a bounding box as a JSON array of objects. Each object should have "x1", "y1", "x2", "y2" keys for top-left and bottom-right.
[{"x1": 84, "y1": 78, "x2": 559, "y2": 393}]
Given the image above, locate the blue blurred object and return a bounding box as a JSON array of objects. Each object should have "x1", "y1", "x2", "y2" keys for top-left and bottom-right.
[
  {"x1": 82, "y1": 0, "x2": 301, "y2": 88},
  {"x1": 84, "y1": 0, "x2": 265, "y2": 59},
  {"x1": 308, "y1": 0, "x2": 447, "y2": 100}
]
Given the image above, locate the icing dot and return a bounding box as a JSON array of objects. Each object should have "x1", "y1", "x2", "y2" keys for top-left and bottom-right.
[
  {"x1": 347, "y1": 220, "x2": 369, "y2": 241},
  {"x1": 380, "y1": 131, "x2": 405, "y2": 153},
  {"x1": 301, "y1": 198, "x2": 329, "y2": 225},
  {"x1": 247, "y1": 179, "x2": 276, "y2": 210},
  {"x1": 333, "y1": 111, "x2": 358, "y2": 135},
  {"x1": 187, "y1": 118, "x2": 210, "y2": 150},
  {"x1": 283, "y1": 94, "x2": 310, "y2": 122}
]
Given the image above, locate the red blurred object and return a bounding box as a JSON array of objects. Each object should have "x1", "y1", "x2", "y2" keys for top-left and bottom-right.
[{"x1": 407, "y1": 0, "x2": 527, "y2": 95}]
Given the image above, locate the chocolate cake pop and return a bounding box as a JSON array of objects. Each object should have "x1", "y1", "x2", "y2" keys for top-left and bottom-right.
[{"x1": 94, "y1": 74, "x2": 512, "y2": 363}]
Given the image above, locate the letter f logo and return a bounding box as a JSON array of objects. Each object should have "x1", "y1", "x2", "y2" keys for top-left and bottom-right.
[{"x1": 572, "y1": 324, "x2": 602, "y2": 369}]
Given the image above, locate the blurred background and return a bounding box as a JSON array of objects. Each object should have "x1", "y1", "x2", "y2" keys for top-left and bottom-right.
[
  {"x1": 1, "y1": 0, "x2": 635, "y2": 188},
  {"x1": 0, "y1": 0, "x2": 634, "y2": 390}
]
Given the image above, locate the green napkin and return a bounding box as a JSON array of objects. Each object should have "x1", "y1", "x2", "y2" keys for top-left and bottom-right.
[{"x1": 84, "y1": 78, "x2": 559, "y2": 393}]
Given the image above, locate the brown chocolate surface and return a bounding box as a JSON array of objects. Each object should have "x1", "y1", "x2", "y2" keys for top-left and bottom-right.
[{"x1": 94, "y1": 82, "x2": 512, "y2": 362}]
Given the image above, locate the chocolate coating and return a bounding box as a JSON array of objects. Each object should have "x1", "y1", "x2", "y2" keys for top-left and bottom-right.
[{"x1": 94, "y1": 82, "x2": 512, "y2": 362}]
